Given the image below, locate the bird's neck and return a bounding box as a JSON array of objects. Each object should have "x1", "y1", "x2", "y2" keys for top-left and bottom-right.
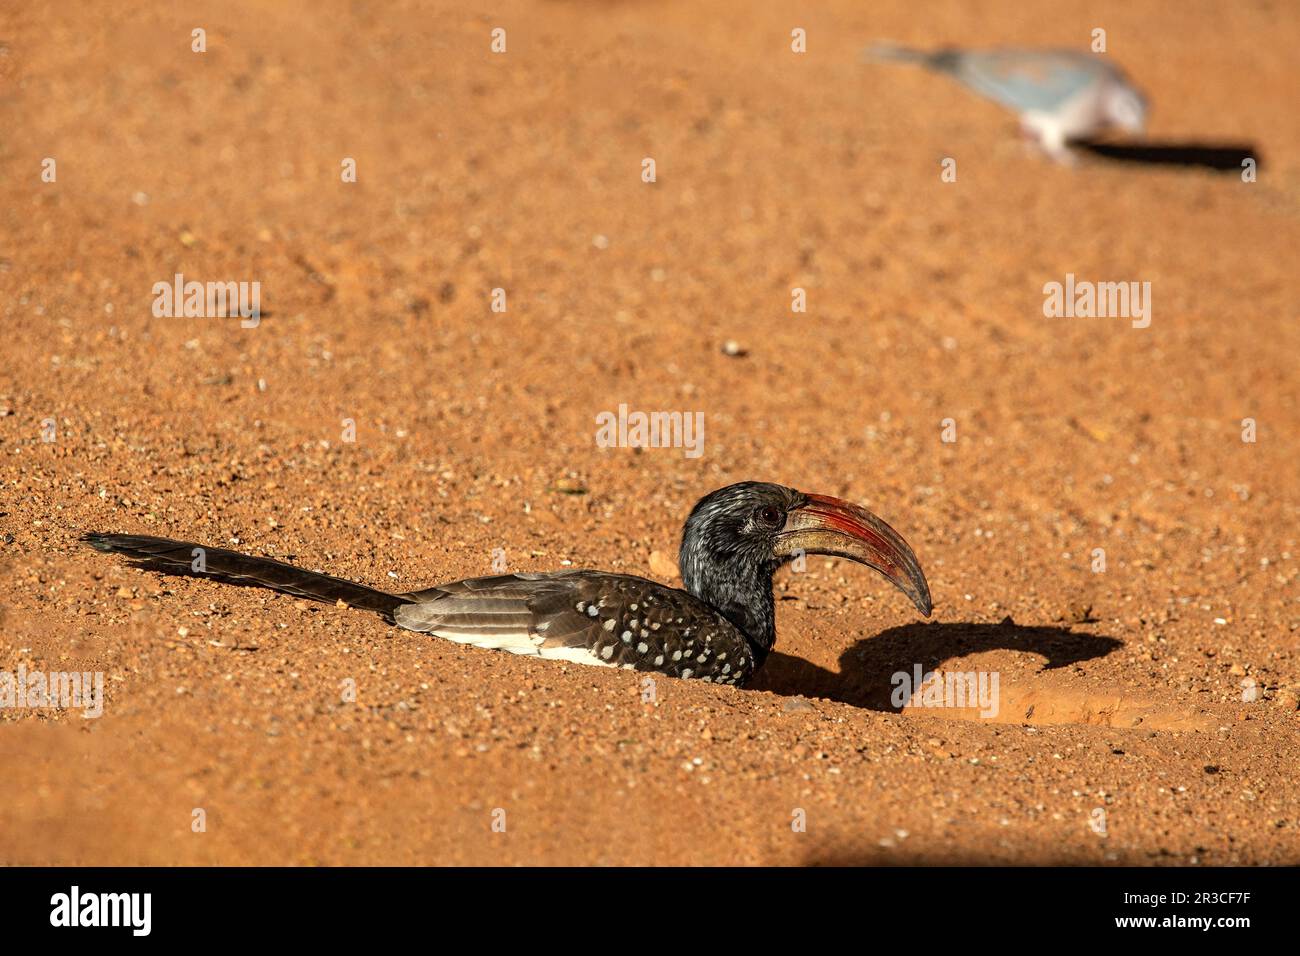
[{"x1": 681, "y1": 560, "x2": 778, "y2": 667}]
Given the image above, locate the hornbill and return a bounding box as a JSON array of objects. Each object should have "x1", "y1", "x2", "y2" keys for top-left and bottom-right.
[{"x1": 81, "y1": 482, "x2": 931, "y2": 686}]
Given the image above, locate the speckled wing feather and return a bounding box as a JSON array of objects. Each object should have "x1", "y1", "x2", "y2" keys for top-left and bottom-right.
[{"x1": 394, "y1": 572, "x2": 754, "y2": 685}]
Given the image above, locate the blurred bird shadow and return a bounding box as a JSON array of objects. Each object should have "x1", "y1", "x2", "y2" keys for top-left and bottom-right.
[
  {"x1": 752, "y1": 620, "x2": 1122, "y2": 711},
  {"x1": 1076, "y1": 139, "x2": 1260, "y2": 171}
]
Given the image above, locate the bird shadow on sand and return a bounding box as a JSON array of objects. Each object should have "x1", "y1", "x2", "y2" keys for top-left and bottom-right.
[
  {"x1": 1076, "y1": 139, "x2": 1260, "y2": 171},
  {"x1": 751, "y1": 620, "x2": 1122, "y2": 712}
]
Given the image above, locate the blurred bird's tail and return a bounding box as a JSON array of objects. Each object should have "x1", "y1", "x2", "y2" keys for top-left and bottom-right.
[
  {"x1": 862, "y1": 43, "x2": 941, "y2": 67},
  {"x1": 81, "y1": 533, "x2": 410, "y2": 618}
]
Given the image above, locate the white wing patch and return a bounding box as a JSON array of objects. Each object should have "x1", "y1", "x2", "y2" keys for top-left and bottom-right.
[{"x1": 429, "y1": 627, "x2": 614, "y2": 667}]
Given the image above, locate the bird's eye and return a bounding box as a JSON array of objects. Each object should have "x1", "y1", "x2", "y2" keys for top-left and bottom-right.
[{"x1": 757, "y1": 505, "x2": 782, "y2": 527}]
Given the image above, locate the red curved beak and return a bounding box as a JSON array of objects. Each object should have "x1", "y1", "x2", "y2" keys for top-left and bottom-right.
[{"x1": 775, "y1": 494, "x2": 932, "y2": 616}]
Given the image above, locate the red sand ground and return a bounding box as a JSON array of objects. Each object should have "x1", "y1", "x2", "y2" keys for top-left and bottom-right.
[{"x1": 2, "y1": 1, "x2": 1298, "y2": 865}]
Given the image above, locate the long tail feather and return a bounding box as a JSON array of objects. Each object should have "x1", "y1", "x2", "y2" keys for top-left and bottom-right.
[{"x1": 81, "y1": 533, "x2": 409, "y2": 618}]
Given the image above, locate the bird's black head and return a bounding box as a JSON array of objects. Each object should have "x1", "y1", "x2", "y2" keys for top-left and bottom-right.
[
  {"x1": 679, "y1": 482, "x2": 804, "y2": 587},
  {"x1": 679, "y1": 481, "x2": 932, "y2": 661}
]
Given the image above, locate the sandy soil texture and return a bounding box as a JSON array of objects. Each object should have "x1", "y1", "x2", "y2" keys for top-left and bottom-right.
[{"x1": 2, "y1": 1, "x2": 1298, "y2": 866}]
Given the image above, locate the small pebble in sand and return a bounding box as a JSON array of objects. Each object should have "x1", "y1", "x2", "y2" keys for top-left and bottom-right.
[
  {"x1": 1064, "y1": 602, "x2": 1095, "y2": 624},
  {"x1": 648, "y1": 550, "x2": 679, "y2": 579},
  {"x1": 1275, "y1": 686, "x2": 1300, "y2": 711}
]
